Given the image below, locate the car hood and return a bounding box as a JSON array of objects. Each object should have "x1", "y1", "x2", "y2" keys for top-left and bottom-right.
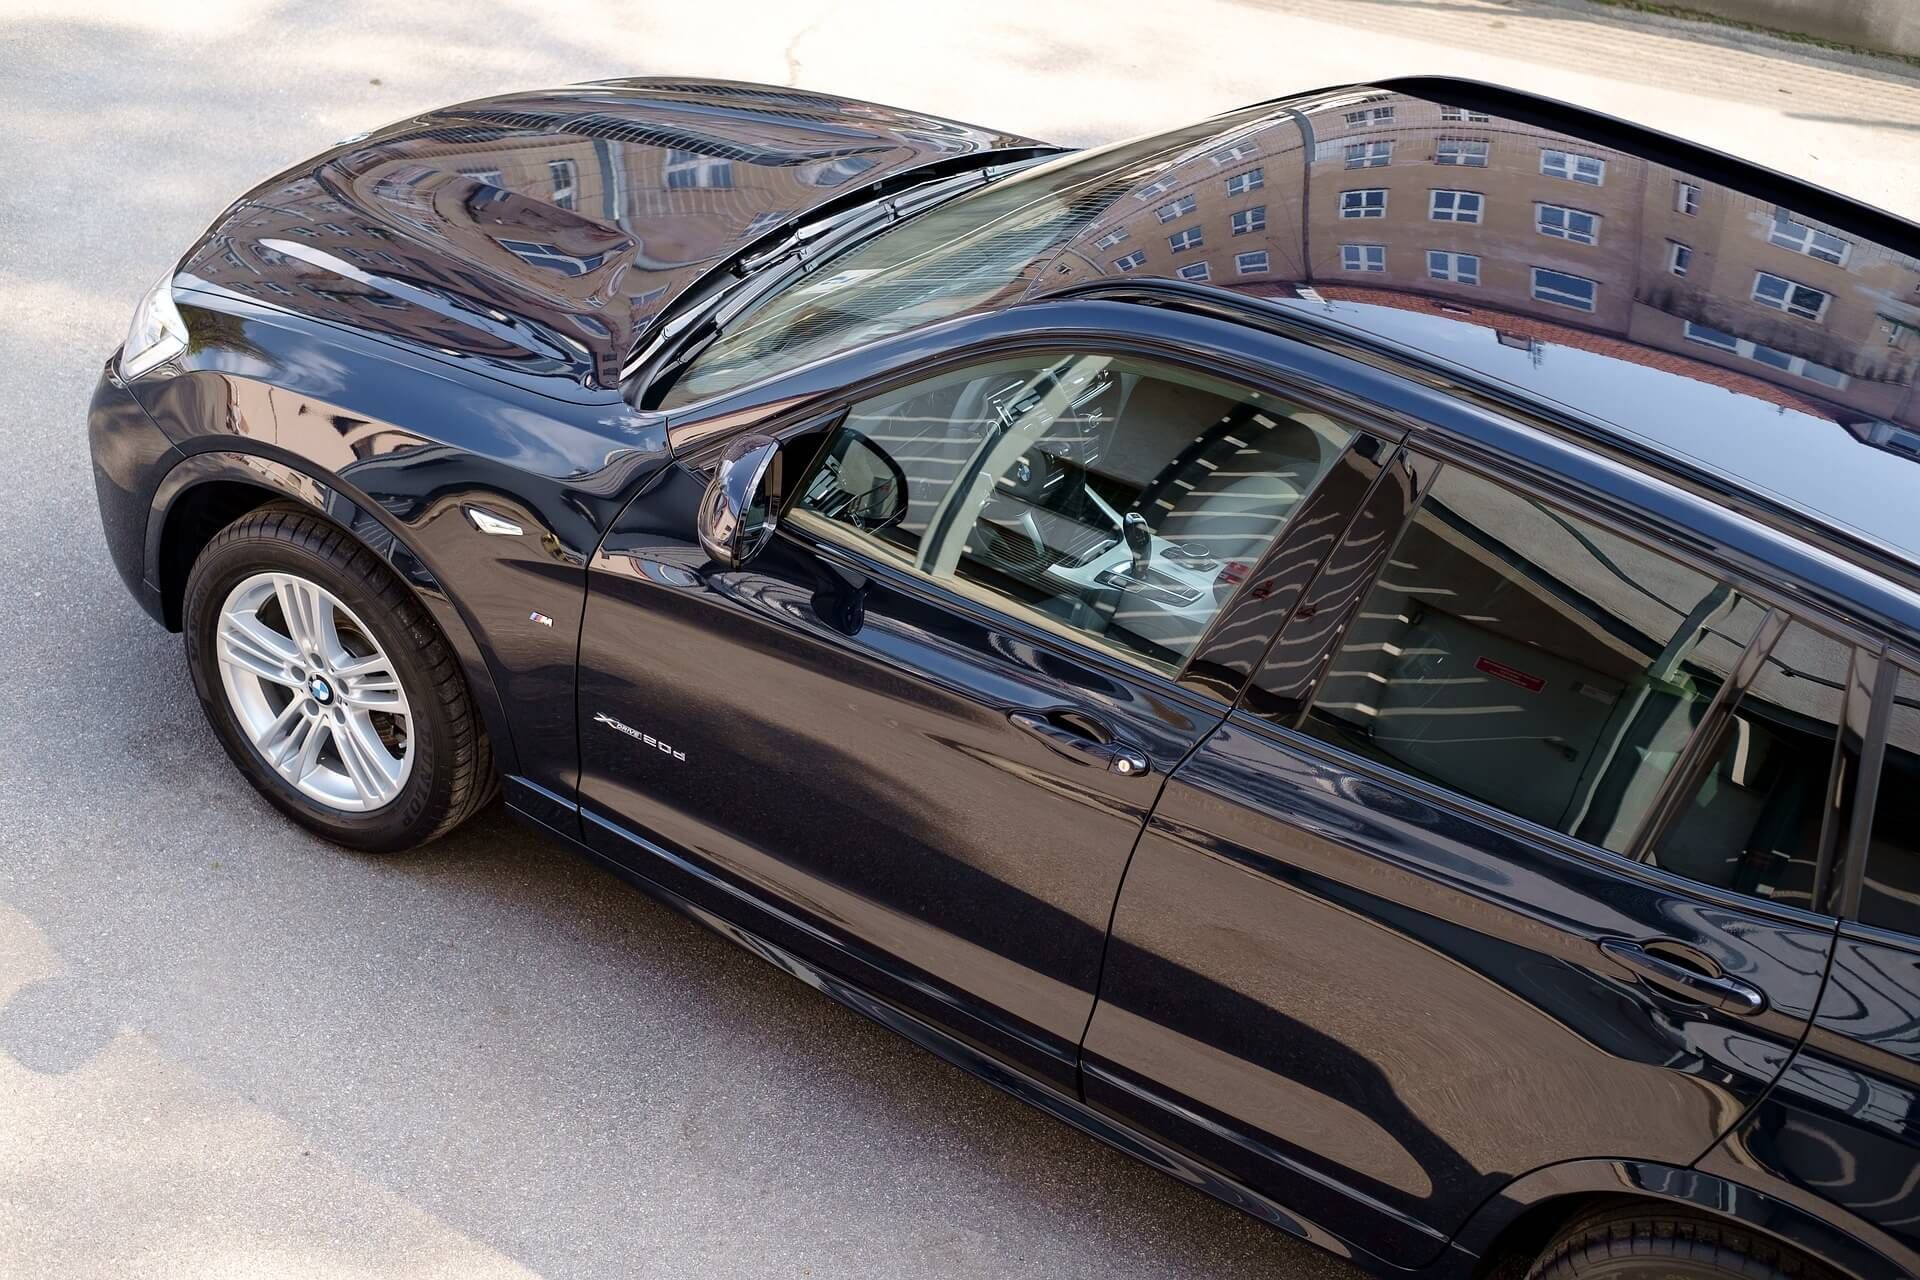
[{"x1": 176, "y1": 78, "x2": 1047, "y2": 397}]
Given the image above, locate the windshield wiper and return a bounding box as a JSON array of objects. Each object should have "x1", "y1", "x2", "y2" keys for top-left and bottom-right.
[{"x1": 623, "y1": 155, "x2": 1048, "y2": 409}]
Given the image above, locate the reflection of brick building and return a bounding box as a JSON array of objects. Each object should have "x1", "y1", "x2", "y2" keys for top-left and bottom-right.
[
  {"x1": 182, "y1": 83, "x2": 1032, "y2": 392},
  {"x1": 1053, "y1": 90, "x2": 1920, "y2": 443}
]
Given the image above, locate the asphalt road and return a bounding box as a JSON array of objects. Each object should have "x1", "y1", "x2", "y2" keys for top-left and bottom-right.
[{"x1": 2, "y1": 2, "x2": 1917, "y2": 1277}]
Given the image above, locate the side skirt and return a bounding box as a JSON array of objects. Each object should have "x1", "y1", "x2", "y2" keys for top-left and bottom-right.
[{"x1": 503, "y1": 782, "x2": 1471, "y2": 1280}]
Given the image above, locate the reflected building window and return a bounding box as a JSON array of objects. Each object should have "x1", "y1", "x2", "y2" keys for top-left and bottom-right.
[
  {"x1": 1752, "y1": 271, "x2": 1831, "y2": 322},
  {"x1": 548, "y1": 160, "x2": 578, "y2": 211},
  {"x1": 1675, "y1": 180, "x2": 1702, "y2": 215},
  {"x1": 1536, "y1": 203, "x2": 1601, "y2": 246},
  {"x1": 1435, "y1": 138, "x2": 1490, "y2": 167},
  {"x1": 1768, "y1": 212, "x2": 1850, "y2": 266},
  {"x1": 1345, "y1": 141, "x2": 1392, "y2": 169},
  {"x1": 1093, "y1": 227, "x2": 1130, "y2": 249},
  {"x1": 1860, "y1": 419, "x2": 1920, "y2": 459},
  {"x1": 1211, "y1": 140, "x2": 1260, "y2": 165},
  {"x1": 496, "y1": 238, "x2": 608, "y2": 277},
  {"x1": 1169, "y1": 227, "x2": 1205, "y2": 252},
  {"x1": 1341, "y1": 243, "x2": 1386, "y2": 272},
  {"x1": 1669, "y1": 241, "x2": 1693, "y2": 276},
  {"x1": 1156, "y1": 194, "x2": 1198, "y2": 223},
  {"x1": 1112, "y1": 249, "x2": 1147, "y2": 272},
  {"x1": 1342, "y1": 105, "x2": 1394, "y2": 126},
  {"x1": 666, "y1": 149, "x2": 736, "y2": 189},
  {"x1": 1428, "y1": 251, "x2": 1480, "y2": 285},
  {"x1": 1440, "y1": 106, "x2": 1491, "y2": 122},
  {"x1": 1682, "y1": 322, "x2": 1849, "y2": 387},
  {"x1": 1429, "y1": 189, "x2": 1483, "y2": 223},
  {"x1": 1178, "y1": 261, "x2": 1212, "y2": 282},
  {"x1": 1532, "y1": 267, "x2": 1597, "y2": 311},
  {"x1": 1231, "y1": 206, "x2": 1267, "y2": 235},
  {"x1": 1540, "y1": 148, "x2": 1605, "y2": 185},
  {"x1": 1236, "y1": 250, "x2": 1269, "y2": 275},
  {"x1": 459, "y1": 167, "x2": 505, "y2": 189},
  {"x1": 1340, "y1": 189, "x2": 1388, "y2": 218},
  {"x1": 1225, "y1": 167, "x2": 1265, "y2": 197}
]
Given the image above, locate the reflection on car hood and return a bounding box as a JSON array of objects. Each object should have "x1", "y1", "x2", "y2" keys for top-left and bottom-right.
[{"x1": 177, "y1": 78, "x2": 1044, "y2": 396}]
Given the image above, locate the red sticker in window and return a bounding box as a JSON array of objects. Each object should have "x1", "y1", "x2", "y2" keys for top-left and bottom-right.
[{"x1": 1475, "y1": 656, "x2": 1545, "y2": 693}]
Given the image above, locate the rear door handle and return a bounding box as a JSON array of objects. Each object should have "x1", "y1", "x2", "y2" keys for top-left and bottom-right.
[
  {"x1": 1599, "y1": 938, "x2": 1768, "y2": 1017},
  {"x1": 1008, "y1": 710, "x2": 1151, "y2": 777}
]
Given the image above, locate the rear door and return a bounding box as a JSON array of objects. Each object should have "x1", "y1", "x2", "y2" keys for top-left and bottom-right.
[
  {"x1": 1083, "y1": 448, "x2": 1847, "y2": 1267},
  {"x1": 577, "y1": 342, "x2": 1388, "y2": 1093},
  {"x1": 1700, "y1": 655, "x2": 1920, "y2": 1277}
]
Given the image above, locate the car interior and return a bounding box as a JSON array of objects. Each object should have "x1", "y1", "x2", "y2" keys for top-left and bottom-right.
[
  {"x1": 792, "y1": 353, "x2": 1354, "y2": 672},
  {"x1": 1300, "y1": 467, "x2": 1844, "y2": 900}
]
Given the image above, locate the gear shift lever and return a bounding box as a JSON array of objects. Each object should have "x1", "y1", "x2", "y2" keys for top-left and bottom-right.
[{"x1": 1122, "y1": 512, "x2": 1153, "y2": 578}]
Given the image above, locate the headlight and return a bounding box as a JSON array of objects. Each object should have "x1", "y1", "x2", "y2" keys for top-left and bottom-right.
[{"x1": 119, "y1": 272, "x2": 189, "y2": 380}]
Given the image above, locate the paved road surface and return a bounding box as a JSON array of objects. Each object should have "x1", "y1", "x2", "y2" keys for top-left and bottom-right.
[{"x1": 2, "y1": 1, "x2": 1916, "y2": 1276}]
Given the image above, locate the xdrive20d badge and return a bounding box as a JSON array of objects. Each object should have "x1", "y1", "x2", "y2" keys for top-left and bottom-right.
[{"x1": 91, "y1": 76, "x2": 1920, "y2": 1280}]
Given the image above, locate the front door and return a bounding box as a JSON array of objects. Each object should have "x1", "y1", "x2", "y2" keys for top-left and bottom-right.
[{"x1": 577, "y1": 346, "x2": 1372, "y2": 1091}]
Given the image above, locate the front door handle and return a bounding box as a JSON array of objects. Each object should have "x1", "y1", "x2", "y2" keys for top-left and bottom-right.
[
  {"x1": 1598, "y1": 938, "x2": 1768, "y2": 1017},
  {"x1": 1008, "y1": 710, "x2": 1151, "y2": 777}
]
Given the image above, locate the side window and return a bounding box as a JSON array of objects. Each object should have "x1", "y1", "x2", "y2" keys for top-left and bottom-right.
[
  {"x1": 787, "y1": 352, "x2": 1360, "y2": 675},
  {"x1": 1860, "y1": 665, "x2": 1920, "y2": 933},
  {"x1": 1649, "y1": 621, "x2": 1849, "y2": 907},
  {"x1": 1293, "y1": 464, "x2": 1765, "y2": 855}
]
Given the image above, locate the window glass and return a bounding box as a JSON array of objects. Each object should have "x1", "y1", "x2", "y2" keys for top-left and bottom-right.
[
  {"x1": 1649, "y1": 623, "x2": 1846, "y2": 906},
  {"x1": 1296, "y1": 465, "x2": 1764, "y2": 853},
  {"x1": 654, "y1": 109, "x2": 1261, "y2": 409},
  {"x1": 788, "y1": 353, "x2": 1358, "y2": 675},
  {"x1": 1861, "y1": 666, "x2": 1920, "y2": 934}
]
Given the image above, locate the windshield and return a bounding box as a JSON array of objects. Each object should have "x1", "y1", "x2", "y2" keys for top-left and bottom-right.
[{"x1": 655, "y1": 110, "x2": 1269, "y2": 411}]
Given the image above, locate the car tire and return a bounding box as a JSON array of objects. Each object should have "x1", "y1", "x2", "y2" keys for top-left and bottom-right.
[
  {"x1": 182, "y1": 503, "x2": 497, "y2": 852},
  {"x1": 1528, "y1": 1203, "x2": 1836, "y2": 1280}
]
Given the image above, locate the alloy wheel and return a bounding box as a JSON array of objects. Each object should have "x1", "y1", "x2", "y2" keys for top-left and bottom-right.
[{"x1": 213, "y1": 571, "x2": 414, "y2": 811}]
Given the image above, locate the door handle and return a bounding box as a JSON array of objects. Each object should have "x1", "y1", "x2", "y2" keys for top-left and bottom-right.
[
  {"x1": 1598, "y1": 938, "x2": 1768, "y2": 1017},
  {"x1": 1008, "y1": 710, "x2": 1151, "y2": 777}
]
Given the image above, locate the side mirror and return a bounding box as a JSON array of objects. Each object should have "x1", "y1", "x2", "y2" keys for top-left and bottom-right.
[{"x1": 696, "y1": 432, "x2": 781, "y2": 569}]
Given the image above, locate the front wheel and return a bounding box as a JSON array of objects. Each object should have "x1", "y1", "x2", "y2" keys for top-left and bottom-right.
[{"x1": 183, "y1": 504, "x2": 496, "y2": 851}]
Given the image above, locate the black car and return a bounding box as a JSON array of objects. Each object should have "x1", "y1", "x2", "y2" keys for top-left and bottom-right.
[{"x1": 89, "y1": 75, "x2": 1920, "y2": 1279}]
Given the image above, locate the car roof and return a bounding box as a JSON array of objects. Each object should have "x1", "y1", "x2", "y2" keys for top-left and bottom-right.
[{"x1": 1014, "y1": 77, "x2": 1920, "y2": 579}]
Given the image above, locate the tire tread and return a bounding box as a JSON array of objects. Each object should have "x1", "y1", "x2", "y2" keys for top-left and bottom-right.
[{"x1": 1527, "y1": 1202, "x2": 1838, "y2": 1280}]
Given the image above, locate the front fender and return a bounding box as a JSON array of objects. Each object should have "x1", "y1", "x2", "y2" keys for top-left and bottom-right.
[
  {"x1": 1450, "y1": 1157, "x2": 1897, "y2": 1280},
  {"x1": 147, "y1": 446, "x2": 521, "y2": 781}
]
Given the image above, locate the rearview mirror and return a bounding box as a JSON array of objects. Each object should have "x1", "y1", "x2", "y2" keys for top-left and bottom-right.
[{"x1": 696, "y1": 432, "x2": 781, "y2": 568}]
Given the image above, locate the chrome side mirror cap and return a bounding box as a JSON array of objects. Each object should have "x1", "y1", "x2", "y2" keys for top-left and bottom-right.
[{"x1": 696, "y1": 432, "x2": 781, "y2": 569}]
